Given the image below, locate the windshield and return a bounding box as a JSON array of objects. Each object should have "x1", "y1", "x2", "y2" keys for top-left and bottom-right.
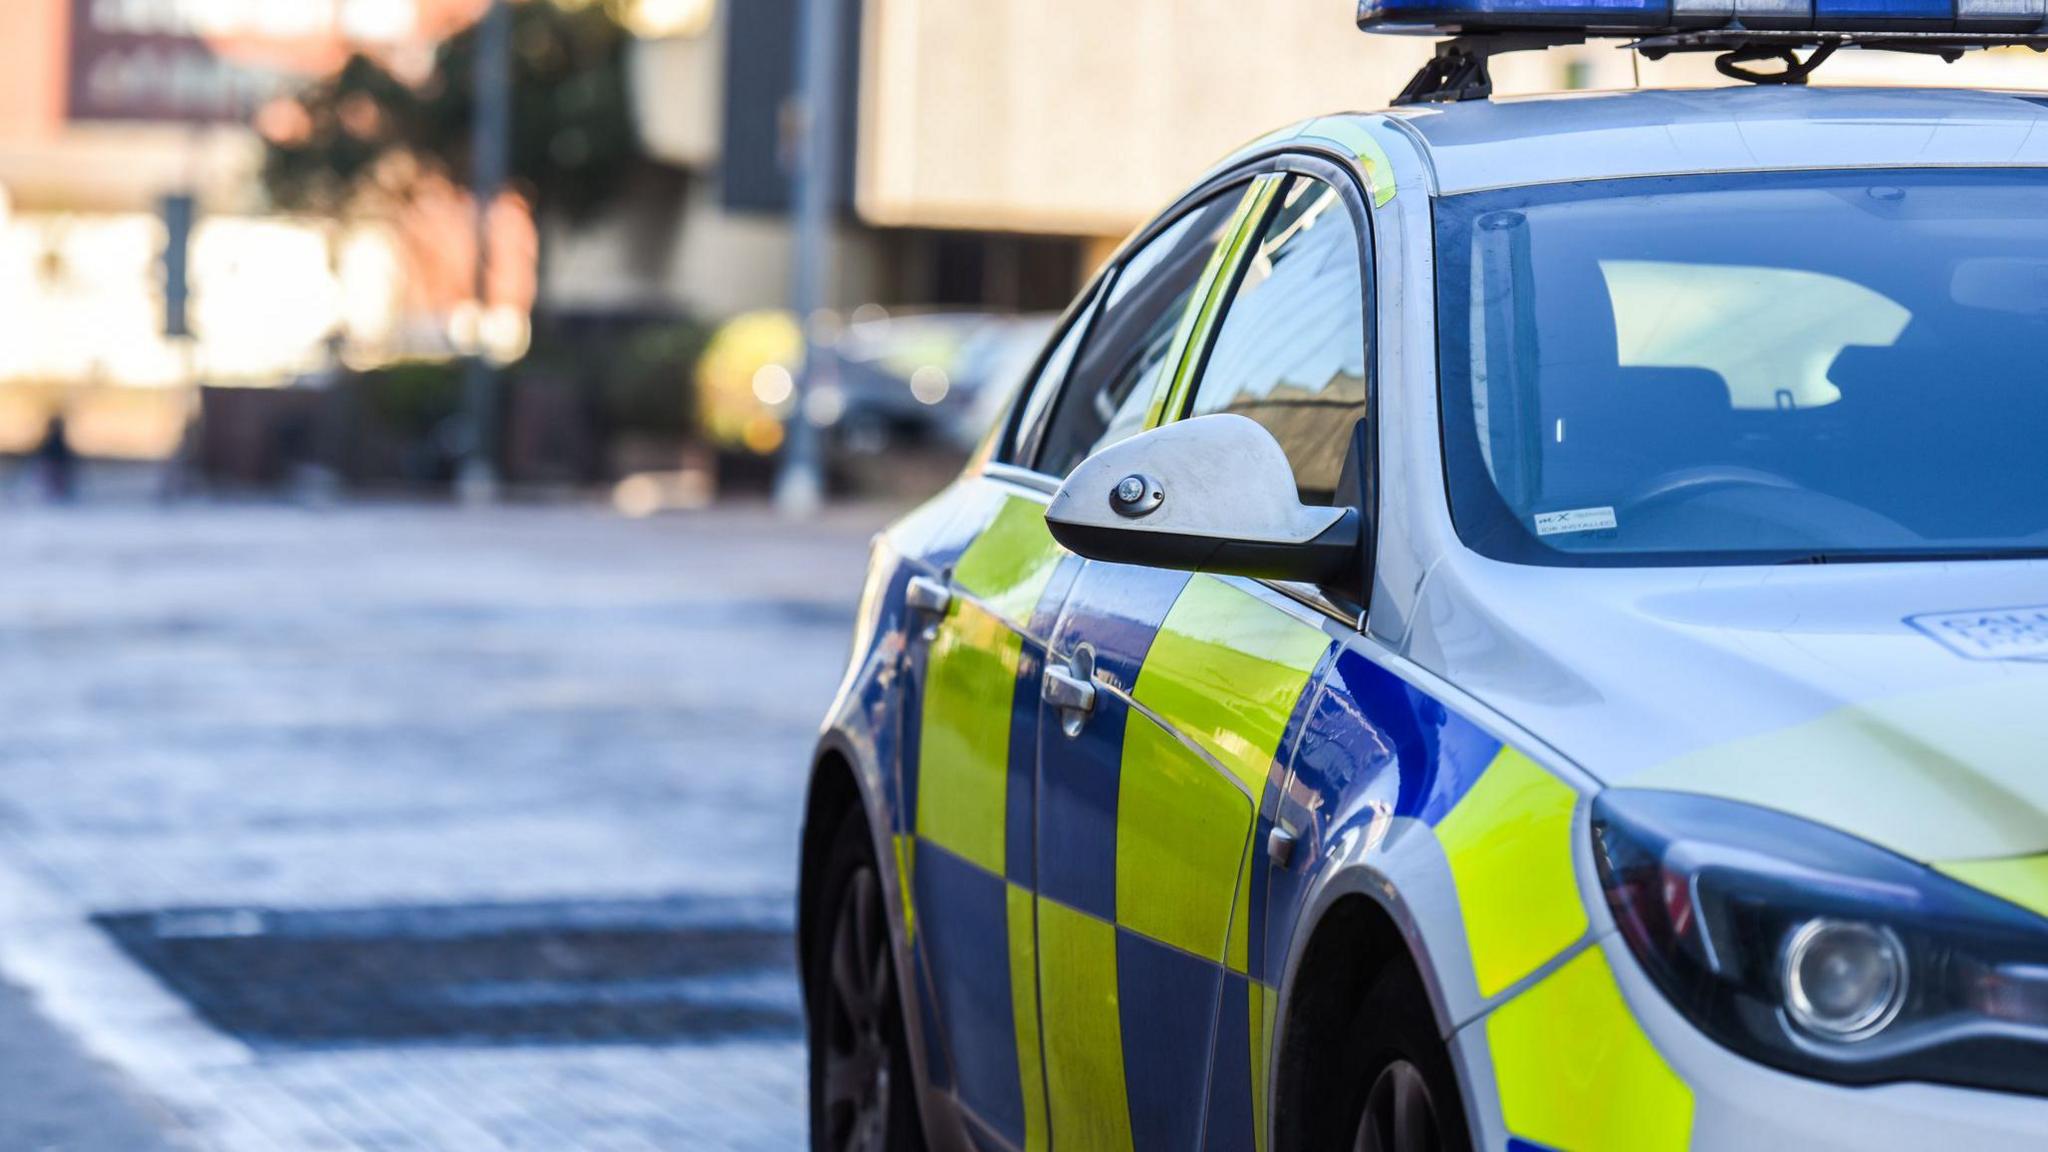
[{"x1": 1435, "y1": 169, "x2": 2048, "y2": 566}]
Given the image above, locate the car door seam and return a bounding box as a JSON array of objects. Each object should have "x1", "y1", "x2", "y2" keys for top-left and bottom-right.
[{"x1": 1090, "y1": 679, "x2": 1262, "y2": 807}]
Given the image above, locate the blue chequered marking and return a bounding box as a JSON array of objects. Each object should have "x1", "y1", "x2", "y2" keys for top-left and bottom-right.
[
  {"x1": 1033, "y1": 563, "x2": 1190, "y2": 924},
  {"x1": 1263, "y1": 646, "x2": 1513, "y2": 1024},
  {"x1": 1055, "y1": 563, "x2": 1192, "y2": 691},
  {"x1": 963, "y1": 1112, "x2": 1017, "y2": 1152},
  {"x1": 1026, "y1": 553, "x2": 1085, "y2": 642},
  {"x1": 1034, "y1": 691, "x2": 1128, "y2": 923},
  {"x1": 910, "y1": 936, "x2": 953, "y2": 1092},
  {"x1": 1292, "y1": 648, "x2": 1505, "y2": 831},
  {"x1": 894, "y1": 580, "x2": 926, "y2": 839},
  {"x1": 1004, "y1": 642, "x2": 1043, "y2": 888},
  {"x1": 1117, "y1": 928, "x2": 1223, "y2": 1152},
  {"x1": 914, "y1": 842, "x2": 1025, "y2": 1142},
  {"x1": 1204, "y1": 972, "x2": 1257, "y2": 1151},
  {"x1": 1413, "y1": 702, "x2": 1504, "y2": 827},
  {"x1": 865, "y1": 565, "x2": 915, "y2": 831},
  {"x1": 1247, "y1": 645, "x2": 1334, "y2": 984}
]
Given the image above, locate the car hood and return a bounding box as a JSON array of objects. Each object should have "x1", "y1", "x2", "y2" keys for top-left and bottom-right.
[{"x1": 1405, "y1": 555, "x2": 2048, "y2": 867}]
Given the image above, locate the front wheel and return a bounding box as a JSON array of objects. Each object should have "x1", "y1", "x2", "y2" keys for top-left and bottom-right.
[
  {"x1": 1353, "y1": 1058, "x2": 1449, "y2": 1152},
  {"x1": 1341, "y1": 964, "x2": 1472, "y2": 1152},
  {"x1": 807, "y1": 810, "x2": 924, "y2": 1152}
]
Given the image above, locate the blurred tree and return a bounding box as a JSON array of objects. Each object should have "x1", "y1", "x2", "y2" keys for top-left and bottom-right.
[{"x1": 260, "y1": 0, "x2": 645, "y2": 226}]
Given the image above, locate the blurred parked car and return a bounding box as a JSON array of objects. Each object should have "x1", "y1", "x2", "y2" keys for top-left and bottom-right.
[{"x1": 694, "y1": 309, "x2": 1055, "y2": 489}]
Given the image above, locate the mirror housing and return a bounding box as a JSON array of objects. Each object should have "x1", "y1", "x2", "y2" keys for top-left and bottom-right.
[{"x1": 1044, "y1": 414, "x2": 1362, "y2": 585}]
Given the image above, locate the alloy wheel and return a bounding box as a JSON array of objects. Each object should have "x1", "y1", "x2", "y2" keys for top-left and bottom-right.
[
  {"x1": 1352, "y1": 1059, "x2": 1445, "y2": 1152},
  {"x1": 822, "y1": 866, "x2": 895, "y2": 1152}
]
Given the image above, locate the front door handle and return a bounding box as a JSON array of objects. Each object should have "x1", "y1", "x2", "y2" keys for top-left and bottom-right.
[{"x1": 1043, "y1": 645, "x2": 1098, "y2": 738}]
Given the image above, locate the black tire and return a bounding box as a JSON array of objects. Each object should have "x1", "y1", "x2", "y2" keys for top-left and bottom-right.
[
  {"x1": 1333, "y1": 962, "x2": 1474, "y2": 1152},
  {"x1": 807, "y1": 809, "x2": 925, "y2": 1152}
]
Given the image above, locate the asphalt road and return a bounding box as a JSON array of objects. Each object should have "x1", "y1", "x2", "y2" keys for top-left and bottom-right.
[{"x1": 0, "y1": 498, "x2": 896, "y2": 1151}]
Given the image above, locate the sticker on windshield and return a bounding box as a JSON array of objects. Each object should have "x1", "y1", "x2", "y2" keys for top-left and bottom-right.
[
  {"x1": 1534, "y1": 506, "x2": 1618, "y2": 537},
  {"x1": 1907, "y1": 606, "x2": 2048, "y2": 662}
]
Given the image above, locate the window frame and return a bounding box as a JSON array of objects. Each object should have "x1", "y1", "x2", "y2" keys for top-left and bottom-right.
[
  {"x1": 990, "y1": 173, "x2": 1259, "y2": 480},
  {"x1": 1182, "y1": 169, "x2": 1375, "y2": 509},
  {"x1": 993, "y1": 278, "x2": 1104, "y2": 482},
  {"x1": 989, "y1": 148, "x2": 1384, "y2": 628},
  {"x1": 1169, "y1": 155, "x2": 1378, "y2": 454},
  {"x1": 1170, "y1": 152, "x2": 1382, "y2": 626}
]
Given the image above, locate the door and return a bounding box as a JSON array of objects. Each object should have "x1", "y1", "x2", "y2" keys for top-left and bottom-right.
[
  {"x1": 905, "y1": 475, "x2": 1066, "y2": 1150},
  {"x1": 892, "y1": 182, "x2": 1247, "y2": 1151},
  {"x1": 1034, "y1": 170, "x2": 1376, "y2": 1152},
  {"x1": 1023, "y1": 176, "x2": 1292, "y2": 1151}
]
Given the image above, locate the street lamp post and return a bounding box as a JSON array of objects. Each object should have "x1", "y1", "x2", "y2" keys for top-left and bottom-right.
[
  {"x1": 460, "y1": 0, "x2": 512, "y2": 505},
  {"x1": 777, "y1": 0, "x2": 842, "y2": 518}
]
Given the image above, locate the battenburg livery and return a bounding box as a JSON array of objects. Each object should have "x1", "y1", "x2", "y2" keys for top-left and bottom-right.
[{"x1": 798, "y1": 6, "x2": 2048, "y2": 1150}]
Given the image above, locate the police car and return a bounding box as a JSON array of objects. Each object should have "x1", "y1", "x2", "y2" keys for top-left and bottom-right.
[{"x1": 798, "y1": 2, "x2": 2048, "y2": 1148}]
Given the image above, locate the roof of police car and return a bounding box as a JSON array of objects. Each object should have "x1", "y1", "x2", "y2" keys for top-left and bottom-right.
[{"x1": 1374, "y1": 85, "x2": 2048, "y2": 195}]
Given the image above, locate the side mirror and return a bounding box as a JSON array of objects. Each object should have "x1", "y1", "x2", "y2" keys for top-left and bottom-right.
[{"x1": 1044, "y1": 414, "x2": 1361, "y2": 585}]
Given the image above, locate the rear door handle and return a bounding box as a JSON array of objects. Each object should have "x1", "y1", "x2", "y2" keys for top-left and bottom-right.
[
  {"x1": 1042, "y1": 666, "x2": 1096, "y2": 712},
  {"x1": 1042, "y1": 645, "x2": 1098, "y2": 738},
  {"x1": 906, "y1": 575, "x2": 952, "y2": 617}
]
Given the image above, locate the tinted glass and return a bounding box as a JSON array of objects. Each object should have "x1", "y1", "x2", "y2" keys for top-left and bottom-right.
[
  {"x1": 1005, "y1": 285, "x2": 1101, "y2": 466},
  {"x1": 1437, "y1": 169, "x2": 2048, "y2": 566},
  {"x1": 1033, "y1": 192, "x2": 1241, "y2": 477},
  {"x1": 1191, "y1": 177, "x2": 1368, "y2": 506}
]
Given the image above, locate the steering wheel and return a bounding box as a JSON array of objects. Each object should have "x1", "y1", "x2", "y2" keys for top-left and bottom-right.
[{"x1": 1618, "y1": 464, "x2": 1806, "y2": 516}]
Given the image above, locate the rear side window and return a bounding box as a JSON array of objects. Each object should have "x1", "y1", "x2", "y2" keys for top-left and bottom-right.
[
  {"x1": 1190, "y1": 177, "x2": 1369, "y2": 506},
  {"x1": 1032, "y1": 192, "x2": 1243, "y2": 478}
]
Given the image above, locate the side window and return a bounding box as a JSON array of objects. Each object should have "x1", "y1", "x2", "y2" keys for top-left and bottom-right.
[
  {"x1": 1033, "y1": 191, "x2": 1243, "y2": 478},
  {"x1": 1190, "y1": 176, "x2": 1369, "y2": 506},
  {"x1": 1004, "y1": 284, "x2": 1103, "y2": 467}
]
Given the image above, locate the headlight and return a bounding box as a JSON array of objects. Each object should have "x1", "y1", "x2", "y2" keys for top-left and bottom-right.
[{"x1": 1592, "y1": 790, "x2": 2048, "y2": 1096}]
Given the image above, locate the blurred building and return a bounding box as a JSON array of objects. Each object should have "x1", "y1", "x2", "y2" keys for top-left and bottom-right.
[
  {"x1": 0, "y1": 0, "x2": 494, "y2": 457},
  {"x1": 5, "y1": 0, "x2": 2046, "y2": 462},
  {"x1": 562, "y1": 0, "x2": 1619, "y2": 322},
  {"x1": 579, "y1": 0, "x2": 2048, "y2": 326},
  {"x1": 559, "y1": 0, "x2": 1454, "y2": 320}
]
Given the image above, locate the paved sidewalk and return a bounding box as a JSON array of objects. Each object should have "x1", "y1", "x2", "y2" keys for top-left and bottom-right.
[
  {"x1": 0, "y1": 976, "x2": 182, "y2": 1151},
  {"x1": 0, "y1": 500, "x2": 894, "y2": 1150}
]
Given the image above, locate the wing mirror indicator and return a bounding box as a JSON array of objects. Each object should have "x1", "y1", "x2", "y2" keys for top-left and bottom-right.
[
  {"x1": 1044, "y1": 414, "x2": 1362, "y2": 587},
  {"x1": 1111, "y1": 473, "x2": 1165, "y2": 518}
]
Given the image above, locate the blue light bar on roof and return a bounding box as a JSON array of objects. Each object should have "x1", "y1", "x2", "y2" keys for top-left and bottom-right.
[{"x1": 1358, "y1": 0, "x2": 2048, "y2": 34}]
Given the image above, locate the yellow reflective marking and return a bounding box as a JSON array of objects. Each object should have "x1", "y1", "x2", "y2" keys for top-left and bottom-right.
[
  {"x1": 915, "y1": 600, "x2": 1017, "y2": 876},
  {"x1": 892, "y1": 833, "x2": 916, "y2": 941},
  {"x1": 953, "y1": 494, "x2": 1063, "y2": 630},
  {"x1": 1226, "y1": 122, "x2": 1305, "y2": 169},
  {"x1": 1037, "y1": 898, "x2": 1134, "y2": 1152},
  {"x1": 1632, "y1": 678, "x2": 2048, "y2": 863},
  {"x1": 1226, "y1": 848, "x2": 1253, "y2": 973},
  {"x1": 1151, "y1": 177, "x2": 1283, "y2": 429},
  {"x1": 1298, "y1": 116, "x2": 1398, "y2": 208},
  {"x1": 1488, "y1": 946, "x2": 1694, "y2": 1152},
  {"x1": 1006, "y1": 884, "x2": 1049, "y2": 1152},
  {"x1": 1942, "y1": 854, "x2": 2048, "y2": 921},
  {"x1": 1437, "y1": 747, "x2": 1588, "y2": 998},
  {"x1": 1133, "y1": 577, "x2": 1328, "y2": 797},
  {"x1": 1116, "y1": 720, "x2": 1252, "y2": 963}
]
